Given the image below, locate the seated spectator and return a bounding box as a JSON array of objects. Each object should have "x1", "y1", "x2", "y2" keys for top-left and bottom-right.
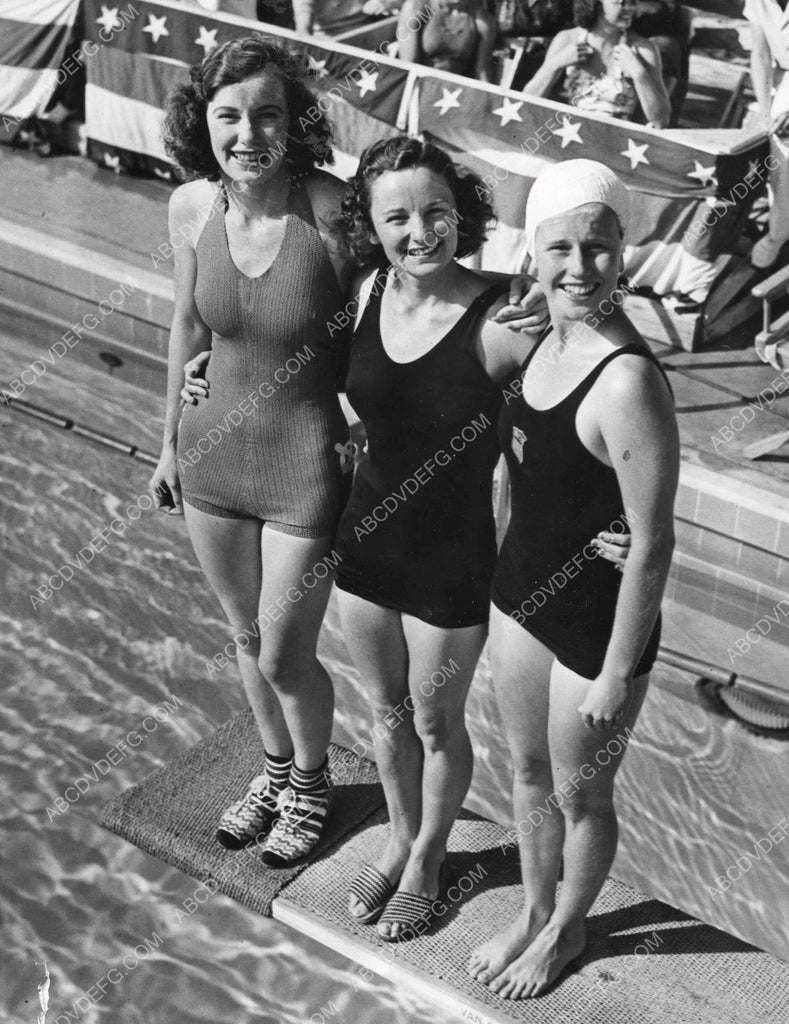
[
  {"x1": 631, "y1": 1, "x2": 689, "y2": 126},
  {"x1": 523, "y1": 0, "x2": 671, "y2": 127},
  {"x1": 293, "y1": 0, "x2": 371, "y2": 35},
  {"x1": 500, "y1": 0, "x2": 573, "y2": 37},
  {"x1": 745, "y1": 0, "x2": 789, "y2": 269},
  {"x1": 256, "y1": 0, "x2": 295, "y2": 29},
  {"x1": 397, "y1": 0, "x2": 497, "y2": 82}
]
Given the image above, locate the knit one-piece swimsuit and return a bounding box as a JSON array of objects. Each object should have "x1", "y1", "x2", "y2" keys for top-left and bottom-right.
[
  {"x1": 177, "y1": 180, "x2": 352, "y2": 537},
  {"x1": 334, "y1": 273, "x2": 505, "y2": 628},
  {"x1": 492, "y1": 337, "x2": 672, "y2": 679}
]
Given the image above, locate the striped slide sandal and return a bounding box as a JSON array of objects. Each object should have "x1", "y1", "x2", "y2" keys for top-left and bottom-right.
[{"x1": 348, "y1": 864, "x2": 397, "y2": 925}]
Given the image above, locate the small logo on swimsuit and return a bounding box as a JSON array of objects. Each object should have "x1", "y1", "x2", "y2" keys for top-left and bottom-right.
[
  {"x1": 511, "y1": 426, "x2": 527, "y2": 464},
  {"x1": 335, "y1": 439, "x2": 357, "y2": 474}
]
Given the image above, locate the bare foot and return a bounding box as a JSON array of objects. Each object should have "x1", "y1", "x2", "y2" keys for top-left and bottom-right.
[
  {"x1": 348, "y1": 835, "x2": 410, "y2": 921},
  {"x1": 467, "y1": 906, "x2": 552, "y2": 984},
  {"x1": 487, "y1": 919, "x2": 586, "y2": 999},
  {"x1": 376, "y1": 847, "x2": 444, "y2": 941}
]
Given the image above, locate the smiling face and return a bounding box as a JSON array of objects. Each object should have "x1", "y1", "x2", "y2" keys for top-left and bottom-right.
[
  {"x1": 368, "y1": 166, "x2": 460, "y2": 278},
  {"x1": 206, "y1": 67, "x2": 289, "y2": 186},
  {"x1": 534, "y1": 203, "x2": 623, "y2": 323},
  {"x1": 598, "y1": 0, "x2": 636, "y2": 31}
]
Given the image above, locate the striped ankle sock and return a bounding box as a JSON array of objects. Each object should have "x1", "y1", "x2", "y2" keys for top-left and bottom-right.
[
  {"x1": 265, "y1": 752, "x2": 292, "y2": 794},
  {"x1": 290, "y1": 756, "x2": 330, "y2": 794}
]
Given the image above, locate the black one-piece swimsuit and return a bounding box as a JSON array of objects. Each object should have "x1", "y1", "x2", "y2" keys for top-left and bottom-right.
[
  {"x1": 492, "y1": 336, "x2": 672, "y2": 680},
  {"x1": 334, "y1": 272, "x2": 505, "y2": 628}
]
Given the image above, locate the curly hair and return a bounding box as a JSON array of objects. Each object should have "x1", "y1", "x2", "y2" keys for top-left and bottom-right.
[
  {"x1": 574, "y1": 0, "x2": 602, "y2": 29},
  {"x1": 162, "y1": 35, "x2": 333, "y2": 181},
  {"x1": 340, "y1": 136, "x2": 495, "y2": 266}
]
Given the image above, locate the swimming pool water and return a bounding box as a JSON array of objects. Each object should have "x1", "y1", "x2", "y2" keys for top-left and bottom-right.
[{"x1": 2, "y1": 323, "x2": 787, "y2": 1024}]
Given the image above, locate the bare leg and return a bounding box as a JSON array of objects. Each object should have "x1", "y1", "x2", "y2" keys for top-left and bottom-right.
[
  {"x1": 469, "y1": 605, "x2": 560, "y2": 982},
  {"x1": 488, "y1": 661, "x2": 650, "y2": 1000},
  {"x1": 183, "y1": 506, "x2": 290, "y2": 755},
  {"x1": 378, "y1": 615, "x2": 487, "y2": 940},
  {"x1": 255, "y1": 526, "x2": 337, "y2": 770},
  {"x1": 338, "y1": 591, "x2": 422, "y2": 918}
]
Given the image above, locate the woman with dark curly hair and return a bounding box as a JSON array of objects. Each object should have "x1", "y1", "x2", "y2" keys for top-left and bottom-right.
[
  {"x1": 332, "y1": 137, "x2": 628, "y2": 940},
  {"x1": 149, "y1": 35, "x2": 355, "y2": 867},
  {"x1": 335, "y1": 137, "x2": 519, "y2": 940},
  {"x1": 524, "y1": 0, "x2": 671, "y2": 126}
]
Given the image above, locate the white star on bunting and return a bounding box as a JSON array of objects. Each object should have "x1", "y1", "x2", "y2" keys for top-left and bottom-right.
[
  {"x1": 195, "y1": 26, "x2": 218, "y2": 55},
  {"x1": 434, "y1": 87, "x2": 462, "y2": 116},
  {"x1": 620, "y1": 138, "x2": 649, "y2": 170},
  {"x1": 308, "y1": 56, "x2": 329, "y2": 78},
  {"x1": 492, "y1": 98, "x2": 523, "y2": 127},
  {"x1": 143, "y1": 14, "x2": 169, "y2": 45},
  {"x1": 552, "y1": 116, "x2": 583, "y2": 148},
  {"x1": 103, "y1": 152, "x2": 121, "y2": 173},
  {"x1": 356, "y1": 69, "x2": 378, "y2": 97},
  {"x1": 687, "y1": 160, "x2": 717, "y2": 188},
  {"x1": 96, "y1": 6, "x2": 121, "y2": 32}
]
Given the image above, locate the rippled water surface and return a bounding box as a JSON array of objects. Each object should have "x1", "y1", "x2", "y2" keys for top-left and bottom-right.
[
  {"x1": 2, "y1": 324, "x2": 788, "y2": 1024},
  {"x1": 0, "y1": 330, "x2": 463, "y2": 1024}
]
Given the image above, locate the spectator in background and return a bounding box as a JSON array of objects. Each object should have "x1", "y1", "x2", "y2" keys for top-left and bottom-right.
[
  {"x1": 523, "y1": 0, "x2": 671, "y2": 127},
  {"x1": 396, "y1": 0, "x2": 497, "y2": 82},
  {"x1": 256, "y1": 0, "x2": 295, "y2": 29},
  {"x1": 631, "y1": 1, "x2": 689, "y2": 126},
  {"x1": 498, "y1": 0, "x2": 573, "y2": 36},
  {"x1": 745, "y1": 0, "x2": 789, "y2": 269},
  {"x1": 293, "y1": 0, "x2": 370, "y2": 34}
]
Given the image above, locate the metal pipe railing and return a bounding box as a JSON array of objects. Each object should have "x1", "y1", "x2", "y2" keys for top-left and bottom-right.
[{"x1": 657, "y1": 646, "x2": 788, "y2": 707}]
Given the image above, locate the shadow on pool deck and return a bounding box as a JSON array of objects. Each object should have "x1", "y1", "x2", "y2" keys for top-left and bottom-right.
[{"x1": 98, "y1": 700, "x2": 788, "y2": 1023}]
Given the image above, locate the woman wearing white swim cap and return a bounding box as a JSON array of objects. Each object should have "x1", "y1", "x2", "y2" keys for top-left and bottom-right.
[{"x1": 469, "y1": 160, "x2": 679, "y2": 999}]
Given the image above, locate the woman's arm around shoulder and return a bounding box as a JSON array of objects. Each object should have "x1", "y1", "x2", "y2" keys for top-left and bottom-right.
[
  {"x1": 304, "y1": 169, "x2": 356, "y2": 291},
  {"x1": 476, "y1": 292, "x2": 539, "y2": 386}
]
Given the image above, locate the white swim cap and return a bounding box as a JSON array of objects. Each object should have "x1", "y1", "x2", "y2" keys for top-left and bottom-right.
[{"x1": 524, "y1": 159, "x2": 630, "y2": 257}]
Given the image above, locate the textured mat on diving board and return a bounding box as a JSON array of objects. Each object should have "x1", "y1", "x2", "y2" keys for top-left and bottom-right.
[
  {"x1": 100, "y1": 709, "x2": 384, "y2": 917},
  {"x1": 275, "y1": 811, "x2": 789, "y2": 1024}
]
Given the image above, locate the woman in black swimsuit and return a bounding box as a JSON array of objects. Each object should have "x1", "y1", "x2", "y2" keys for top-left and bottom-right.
[
  {"x1": 333, "y1": 140, "x2": 630, "y2": 941},
  {"x1": 469, "y1": 159, "x2": 678, "y2": 998}
]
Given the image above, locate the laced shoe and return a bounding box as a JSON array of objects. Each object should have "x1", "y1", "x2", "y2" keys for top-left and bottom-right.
[
  {"x1": 216, "y1": 772, "x2": 280, "y2": 850},
  {"x1": 260, "y1": 769, "x2": 334, "y2": 867}
]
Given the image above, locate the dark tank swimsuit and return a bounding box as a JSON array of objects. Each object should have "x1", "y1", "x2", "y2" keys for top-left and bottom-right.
[
  {"x1": 177, "y1": 180, "x2": 352, "y2": 537},
  {"x1": 334, "y1": 271, "x2": 505, "y2": 628},
  {"x1": 492, "y1": 336, "x2": 673, "y2": 679}
]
